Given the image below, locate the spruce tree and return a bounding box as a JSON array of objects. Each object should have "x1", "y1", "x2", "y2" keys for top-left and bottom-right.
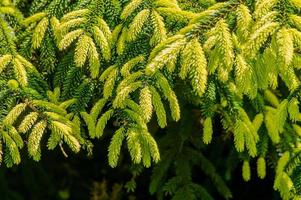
[{"x1": 1, "y1": 0, "x2": 301, "y2": 199}]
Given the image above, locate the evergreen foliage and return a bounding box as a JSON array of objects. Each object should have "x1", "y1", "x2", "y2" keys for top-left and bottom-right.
[{"x1": 1, "y1": 0, "x2": 301, "y2": 199}]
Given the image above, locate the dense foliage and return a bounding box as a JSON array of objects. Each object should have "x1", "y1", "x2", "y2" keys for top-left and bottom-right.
[{"x1": 1, "y1": 0, "x2": 301, "y2": 199}]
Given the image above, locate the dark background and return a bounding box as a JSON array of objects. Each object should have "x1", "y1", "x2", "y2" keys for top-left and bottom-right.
[{"x1": 0, "y1": 136, "x2": 280, "y2": 200}]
